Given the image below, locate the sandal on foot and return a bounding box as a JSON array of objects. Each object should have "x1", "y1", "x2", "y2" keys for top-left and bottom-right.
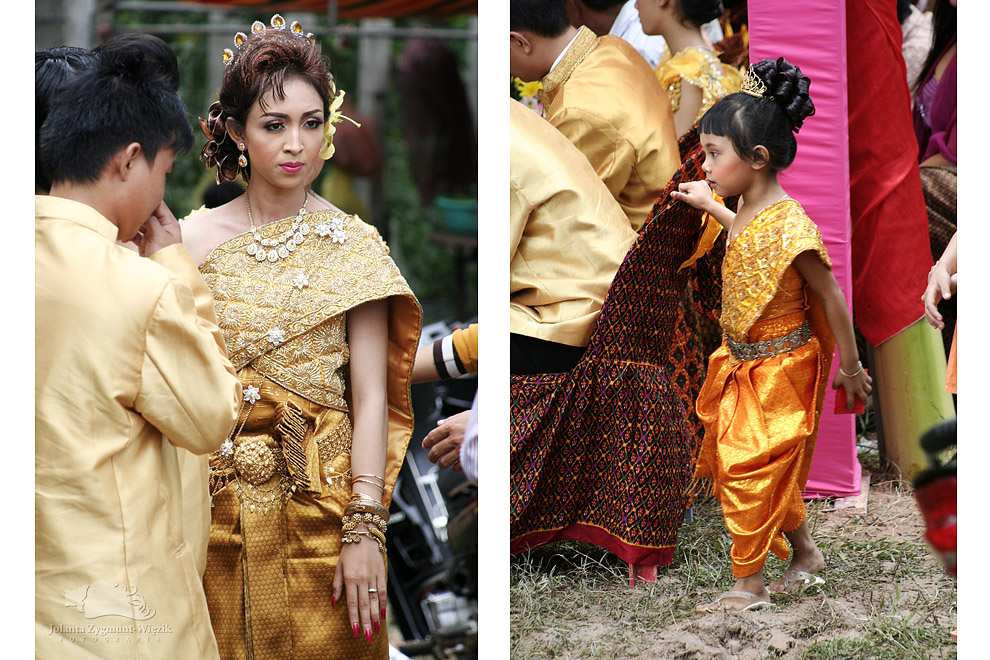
[
  {"x1": 769, "y1": 570, "x2": 824, "y2": 595},
  {"x1": 696, "y1": 590, "x2": 771, "y2": 613}
]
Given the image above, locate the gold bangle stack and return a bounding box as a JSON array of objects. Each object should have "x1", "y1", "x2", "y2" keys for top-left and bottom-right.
[{"x1": 342, "y1": 495, "x2": 389, "y2": 555}]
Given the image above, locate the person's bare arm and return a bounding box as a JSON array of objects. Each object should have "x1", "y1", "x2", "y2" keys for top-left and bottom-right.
[
  {"x1": 793, "y1": 251, "x2": 872, "y2": 410},
  {"x1": 671, "y1": 180, "x2": 735, "y2": 229}
]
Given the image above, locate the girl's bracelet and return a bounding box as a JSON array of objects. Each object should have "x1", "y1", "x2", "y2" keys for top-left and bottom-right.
[{"x1": 838, "y1": 361, "x2": 863, "y2": 379}]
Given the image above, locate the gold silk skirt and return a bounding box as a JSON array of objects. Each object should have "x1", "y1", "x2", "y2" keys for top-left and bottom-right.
[
  {"x1": 204, "y1": 366, "x2": 387, "y2": 660},
  {"x1": 696, "y1": 310, "x2": 826, "y2": 578}
]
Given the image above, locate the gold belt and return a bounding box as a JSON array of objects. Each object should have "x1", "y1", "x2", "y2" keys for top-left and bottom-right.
[{"x1": 726, "y1": 320, "x2": 812, "y2": 361}]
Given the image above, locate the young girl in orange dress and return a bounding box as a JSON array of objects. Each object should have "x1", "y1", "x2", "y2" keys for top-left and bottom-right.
[{"x1": 671, "y1": 57, "x2": 873, "y2": 612}]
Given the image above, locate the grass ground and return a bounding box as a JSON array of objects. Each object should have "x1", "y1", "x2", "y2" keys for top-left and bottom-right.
[{"x1": 508, "y1": 433, "x2": 957, "y2": 659}]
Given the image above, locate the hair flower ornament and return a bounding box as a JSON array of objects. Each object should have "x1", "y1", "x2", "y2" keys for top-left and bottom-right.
[{"x1": 319, "y1": 88, "x2": 361, "y2": 160}]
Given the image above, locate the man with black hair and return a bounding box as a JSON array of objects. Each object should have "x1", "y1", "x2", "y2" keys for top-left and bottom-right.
[
  {"x1": 564, "y1": 0, "x2": 668, "y2": 66},
  {"x1": 510, "y1": 0, "x2": 679, "y2": 231},
  {"x1": 36, "y1": 35, "x2": 239, "y2": 659}
]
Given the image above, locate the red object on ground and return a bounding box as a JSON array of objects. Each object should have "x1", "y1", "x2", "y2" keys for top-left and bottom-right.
[{"x1": 629, "y1": 563, "x2": 658, "y2": 587}]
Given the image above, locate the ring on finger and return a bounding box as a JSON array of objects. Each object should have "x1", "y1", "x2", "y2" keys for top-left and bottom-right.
[{"x1": 368, "y1": 588, "x2": 378, "y2": 594}]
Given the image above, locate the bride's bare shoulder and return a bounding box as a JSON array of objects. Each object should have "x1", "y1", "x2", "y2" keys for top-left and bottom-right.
[
  {"x1": 307, "y1": 191, "x2": 346, "y2": 215},
  {"x1": 180, "y1": 197, "x2": 248, "y2": 266}
]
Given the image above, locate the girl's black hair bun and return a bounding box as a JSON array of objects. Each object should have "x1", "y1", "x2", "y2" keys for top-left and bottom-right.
[{"x1": 752, "y1": 57, "x2": 815, "y2": 132}]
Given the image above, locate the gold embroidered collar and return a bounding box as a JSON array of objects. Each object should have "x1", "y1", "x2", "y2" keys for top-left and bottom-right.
[{"x1": 539, "y1": 27, "x2": 599, "y2": 100}]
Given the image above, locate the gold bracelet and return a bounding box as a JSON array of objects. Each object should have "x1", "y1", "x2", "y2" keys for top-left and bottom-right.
[
  {"x1": 351, "y1": 477, "x2": 386, "y2": 490},
  {"x1": 342, "y1": 530, "x2": 386, "y2": 555},
  {"x1": 838, "y1": 361, "x2": 863, "y2": 378},
  {"x1": 351, "y1": 473, "x2": 385, "y2": 485},
  {"x1": 342, "y1": 512, "x2": 387, "y2": 534},
  {"x1": 344, "y1": 500, "x2": 390, "y2": 521}
]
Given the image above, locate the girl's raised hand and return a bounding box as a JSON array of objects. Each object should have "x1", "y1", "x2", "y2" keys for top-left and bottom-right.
[
  {"x1": 671, "y1": 180, "x2": 714, "y2": 211},
  {"x1": 831, "y1": 361, "x2": 873, "y2": 413}
]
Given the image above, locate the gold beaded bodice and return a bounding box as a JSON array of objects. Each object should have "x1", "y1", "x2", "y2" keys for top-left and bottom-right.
[
  {"x1": 198, "y1": 209, "x2": 417, "y2": 510},
  {"x1": 720, "y1": 199, "x2": 831, "y2": 343}
]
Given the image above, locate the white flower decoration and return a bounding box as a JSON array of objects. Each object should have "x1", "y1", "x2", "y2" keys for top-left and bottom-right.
[
  {"x1": 243, "y1": 385, "x2": 261, "y2": 404},
  {"x1": 267, "y1": 327, "x2": 286, "y2": 346},
  {"x1": 291, "y1": 273, "x2": 309, "y2": 289},
  {"x1": 220, "y1": 439, "x2": 234, "y2": 456},
  {"x1": 315, "y1": 217, "x2": 348, "y2": 243}
]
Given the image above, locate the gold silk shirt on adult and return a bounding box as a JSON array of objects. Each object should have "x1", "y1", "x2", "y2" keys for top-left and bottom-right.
[
  {"x1": 537, "y1": 27, "x2": 681, "y2": 231},
  {"x1": 35, "y1": 195, "x2": 242, "y2": 659},
  {"x1": 510, "y1": 98, "x2": 637, "y2": 348}
]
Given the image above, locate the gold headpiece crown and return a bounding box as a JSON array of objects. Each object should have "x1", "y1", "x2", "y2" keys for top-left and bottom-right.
[
  {"x1": 740, "y1": 67, "x2": 768, "y2": 98},
  {"x1": 221, "y1": 14, "x2": 316, "y2": 66}
]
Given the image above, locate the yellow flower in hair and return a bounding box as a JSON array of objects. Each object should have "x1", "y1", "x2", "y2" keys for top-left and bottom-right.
[{"x1": 320, "y1": 89, "x2": 362, "y2": 160}]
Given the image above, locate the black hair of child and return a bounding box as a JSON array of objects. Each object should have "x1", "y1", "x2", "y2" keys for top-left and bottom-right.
[
  {"x1": 698, "y1": 57, "x2": 815, "y2": 172},
  {"x1": 510, "y1": 0, "x2": 572, "y2": 38},
  {"x1": 36, "y1": 47, "x2": 99, "y2": 192},
  {"x1": 676, "y1": 0, "x2": 725, "y2": 28},
  {"x1": 39, "y1": 34, "x2": 194, "y2": 186}
]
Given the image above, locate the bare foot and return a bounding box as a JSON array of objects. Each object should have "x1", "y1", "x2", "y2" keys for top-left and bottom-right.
[
  {"x1": 769, "y1": 545, "x2": 825, "y2": 594},
  {"x1": 697, "y1": 575, "x2": 770, "y2": 612}
]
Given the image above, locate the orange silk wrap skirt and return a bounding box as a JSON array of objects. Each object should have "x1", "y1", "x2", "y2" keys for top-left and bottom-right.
[{"x1": 696, "y1": 310, "x2": 827, "y2": 578}]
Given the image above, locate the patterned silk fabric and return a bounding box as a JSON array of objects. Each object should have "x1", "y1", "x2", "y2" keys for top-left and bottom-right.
[
  {"x1": 199, "y1": 210, "x2": 421, "y2": 660},
  {"x1": 654, "y1": 46, "x2": 743, "y2": 126},
  {"x1": 510, "y1": 138, "x2": 718, "y2": 566},
  {"x1": 695, "y1": 200, "x2": 836, "y2": 578}
]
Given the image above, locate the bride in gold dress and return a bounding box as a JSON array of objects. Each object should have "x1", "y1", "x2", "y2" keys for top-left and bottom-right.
[{"x1": 180, "y1": 16, "x2": 421, "y2": 659}]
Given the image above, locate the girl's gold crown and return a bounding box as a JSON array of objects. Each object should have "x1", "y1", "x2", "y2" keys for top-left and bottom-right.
[
  {"x1": 740, "y1": 67, "x2": 768, "y2": 98},
  {"x1": 221, "y1": 14, "x2": 316, "y2": 66}
]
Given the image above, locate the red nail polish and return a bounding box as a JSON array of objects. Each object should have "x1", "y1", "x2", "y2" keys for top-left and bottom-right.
[
  {"x1": 365, "y1": 628, "x2": 373, "y2": 643},
  {"x1": 373, "y1": 620, "x2": 380, "y2": 634},
  {"x1": 381, "y1": 607, "x2": 386, "y2": 620},
  {"x1": 352, "y1": 623, "x2": 359, "y2": 637},
  {"x1": 331, "y1": 594, "x2": 336, "y2": 609}
]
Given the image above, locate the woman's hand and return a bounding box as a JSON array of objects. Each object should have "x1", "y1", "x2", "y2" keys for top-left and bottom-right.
[
  {"x1": 671, "y1": 180, "x2": 715, "y2": 212},
  {"x1": 831, "y1": 362, "x2": 873, "y2": 412},
  {"x1": 923, "y1": 260, "x2": 954, "y2": 329},
  {"x1": 332, "y1": 533, "x2": 387, "y2": 643}
]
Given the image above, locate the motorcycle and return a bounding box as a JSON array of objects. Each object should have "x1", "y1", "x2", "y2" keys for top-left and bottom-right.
[{"x1": 387, "y1": 321, "x2": 478, "y2": 660}]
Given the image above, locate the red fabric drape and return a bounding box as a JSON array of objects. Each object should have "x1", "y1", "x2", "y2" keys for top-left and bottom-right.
[
  {"x1": 846, "y1": 0, "x2": 932, "y2": 345},
  {"x1": 180, "y1": 0, "x2": 476, "y2": 19}
]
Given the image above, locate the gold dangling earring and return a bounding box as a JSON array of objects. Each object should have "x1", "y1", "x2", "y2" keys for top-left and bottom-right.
[{"x1": 237, "y1": 141, "x2": 248, "y2": 168}]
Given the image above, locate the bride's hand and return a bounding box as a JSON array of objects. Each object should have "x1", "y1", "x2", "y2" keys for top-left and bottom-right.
[{"x1": 332, "y1": 532, "x2": 386, "y2": 643}]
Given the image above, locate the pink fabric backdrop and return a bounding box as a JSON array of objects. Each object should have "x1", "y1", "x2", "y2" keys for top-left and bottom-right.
[{"x1": 749, "y1": 2, "x2": 861, "y2": 498}]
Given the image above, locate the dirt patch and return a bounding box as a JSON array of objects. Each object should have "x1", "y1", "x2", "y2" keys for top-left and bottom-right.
[{"x1": 511, "y1": 481, "x2": 957, "y2": 660}]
